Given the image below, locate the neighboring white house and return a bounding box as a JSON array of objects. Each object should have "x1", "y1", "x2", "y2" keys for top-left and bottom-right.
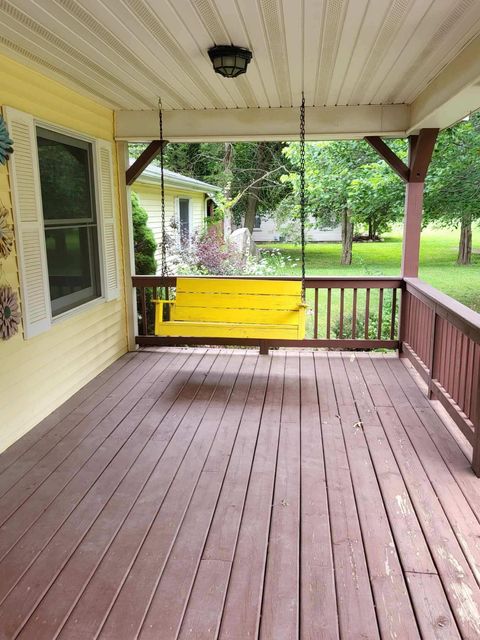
[
  {"x1": 131, "y1": 162, "x2": 221, "y2": 267},
  {"x1": 252, "y1": 215, "x2": 342, "y2": 242}
]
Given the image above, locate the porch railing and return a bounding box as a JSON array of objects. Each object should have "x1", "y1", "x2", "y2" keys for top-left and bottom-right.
[
  {"x1": 401, "y1": 278, "x2": 480, "y2": 472},
  {"x1": 132, "y1": 275, "x2": 402, "y2": 350}
]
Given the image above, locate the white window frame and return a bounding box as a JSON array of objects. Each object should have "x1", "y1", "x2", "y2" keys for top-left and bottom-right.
[
  {"x1": 175, "y1": 196, "x2": 193, "y2": 242},
  {"x1": 36, "y1": 124, "x2": 104, "y2": 318},
  {"x1": 4, "y1": 106, "x2": 119, "y2": 338}
]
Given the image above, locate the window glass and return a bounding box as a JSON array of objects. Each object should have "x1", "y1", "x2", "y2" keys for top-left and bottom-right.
[
  {"x1": 37, "y1": 128, "x2": 101, "y2": 316},
  {"x1": 179, "y1": 198, "x2": 190, "y2": 244},
  {"x1": 37, "y1": 129, "x2": 95, "y2": 223}
]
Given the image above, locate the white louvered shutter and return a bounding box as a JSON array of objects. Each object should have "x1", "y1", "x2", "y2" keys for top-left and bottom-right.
[
  {"x1": 4, "y1": 107, "x2": 51, "y2": 338},
  {"x1": 96, "y1": 140, "x2": 119, "y2": 301}
]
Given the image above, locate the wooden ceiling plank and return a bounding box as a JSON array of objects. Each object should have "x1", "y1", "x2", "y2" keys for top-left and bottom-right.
[
  {"x1": 361, "y1": 0, "x2": 430, "y2": 104},
  {"x1": 315, "y1": 0, "x2": 348, "y2": 105},
  {"x1": 326, "y1": 0, "x2": 369, "y2": 106},
  {"x1": 409, "y1": 30, "x2": 480, "y2": 131},
  {"x1": 302, "y1": 0, "x2": 325, "y2": 106},
  {"x1": 398, "y1": 4, "x2": 480, "y2": 104},
  {"x1": 178, "y1": 0, "x2": 250, "y2": 109},
  {"x1": 336, "y1": 0, "x2": 388, "y2": 106},
  {"x1": 0, "y1": 4, "x2": 152, "y2": 109},
  {"x1": 0, "y1": 20, "x2": 144, "y2": 109},
  {"x1": 259, "y1": 0, "x2": 292, "y2": 107},
  {"x1": 113, "y1": 0, "x2": 228, "y2": 109},
  {"x1": 372, "y1": 0, "x2": 459, "y2": 104},
  {"x1": 14, "y1": 0, "x2": 184, "y2": 109},
  {"x1": 234, "y1": 0, "x2": 281, "y2": 107},
  {"x1": 282, "y1": 0, "x2": 303, "y2": 106},
  {"x1": 347, "y1": 0, "x2": 414, "y2": 106},
  {"x1": 37, "y1": 0, "x2": 196, "y2": 110},
  {"x1": 207, "y1": 0, "x2": 265, "y2": 108}
]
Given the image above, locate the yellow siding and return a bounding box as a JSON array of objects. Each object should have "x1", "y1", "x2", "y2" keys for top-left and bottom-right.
[
  {"x1": 0, "y1": 53, "x2": 127, "y2": 451},
  {"x1": 133, "y1": 182, "x2": 206, "y2": 269}
]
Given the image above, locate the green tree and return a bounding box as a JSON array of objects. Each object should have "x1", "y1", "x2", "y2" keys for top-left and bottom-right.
[
  {"x1": 131, "y1": 191, "x2": 157, "y2": 274},
  {"x1": 424, "y1": 113, "x2": 480, "y2": 264},
  {"x1": 282, "y1": 140, "x2": 404, "y2": 264},
  {"x1": 349, "y1": 160, "x2": 405, "y2": 240},
  {"x1": 129, "y1": 142, "x2": 291, "y2": 234}
]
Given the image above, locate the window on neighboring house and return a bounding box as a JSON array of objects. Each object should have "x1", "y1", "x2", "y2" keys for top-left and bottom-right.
[
  {"x1": 254, "y1": 215, "x2": 262, "y2": 230},
  {"x1": 36, "y1": 128, "x2": 101, "y2": 316},
  {"x1": 178, "y1": 197, "x2": 191, "y2": 245}
]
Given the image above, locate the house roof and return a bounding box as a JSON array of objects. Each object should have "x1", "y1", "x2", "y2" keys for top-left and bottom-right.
[
  {"x1": 130, "y1": 160, "x2": 221, "y2": 194},
  {"x1": 1, "y1": 1, "x2": 480, "y2": 138}
]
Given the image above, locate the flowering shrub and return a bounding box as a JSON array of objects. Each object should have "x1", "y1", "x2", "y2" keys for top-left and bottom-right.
[
  {"x1": 166, "y1": 226, "x2": 293, "y2": 277},
  {"x1": 257, "y1": 247, "x2": 300, "y2": 275}
]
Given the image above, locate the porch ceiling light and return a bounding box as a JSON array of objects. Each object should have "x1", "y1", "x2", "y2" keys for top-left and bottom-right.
[{"x1": 208, "y1": 45, "x2": 252, "y2": 78}]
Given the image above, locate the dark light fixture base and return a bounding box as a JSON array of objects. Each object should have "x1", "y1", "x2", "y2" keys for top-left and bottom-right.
[{"x1": 208, "y1": 45, "x2": 253, "y2": 78}]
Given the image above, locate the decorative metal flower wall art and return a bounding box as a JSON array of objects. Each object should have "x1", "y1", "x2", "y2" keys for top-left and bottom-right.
[
  {"x1": 0, "y1": 205, "x2": 13, "y2": 259},
  {"x1": 0, "y1": 115, "x2": 14, "y2": 165},
  {"x1": 0, "y1": 286, "x2": 20, "y2": 339}
]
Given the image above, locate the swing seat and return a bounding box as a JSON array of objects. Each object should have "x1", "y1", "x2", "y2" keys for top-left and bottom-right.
[{"x1": 154, "y1": 278, "x2": 306, "y2": 340}]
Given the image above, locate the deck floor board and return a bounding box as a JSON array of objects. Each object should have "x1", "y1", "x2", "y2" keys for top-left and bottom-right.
[{"x1": 0, "y1": 348, "x2": 479, "y2": 639}]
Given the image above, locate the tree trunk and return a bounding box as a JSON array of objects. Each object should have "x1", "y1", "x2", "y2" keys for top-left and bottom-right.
[
  {"x1": 341, "y1": 210, "x2": 353, "y2": 265},
  {"x1": 244, "y1": 142, "x2": 268, "y2": 234},
  {"x1": 457, "y1": 214, "x2": 472, "y2": 265},
  {"x1": 368, "y1": 218, "x2": 374, "y2": 240}
]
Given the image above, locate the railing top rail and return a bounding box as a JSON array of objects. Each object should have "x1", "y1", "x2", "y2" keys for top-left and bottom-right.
[
  {"x1": 132, "y1": 274, "x2": 403, "y2": 288},
  {"x1": 405, "y1": 277, "x2": 480, "y2": 342}
]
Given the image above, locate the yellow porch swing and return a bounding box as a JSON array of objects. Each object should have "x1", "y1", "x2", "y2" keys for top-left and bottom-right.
[{"x1": 153, "y1": 96, "x2": 308, "y2": 342}]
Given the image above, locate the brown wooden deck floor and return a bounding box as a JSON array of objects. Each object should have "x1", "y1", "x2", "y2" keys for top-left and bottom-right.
[{"x1": 1, "y1": 348, "x2": 480, "y2": 639}]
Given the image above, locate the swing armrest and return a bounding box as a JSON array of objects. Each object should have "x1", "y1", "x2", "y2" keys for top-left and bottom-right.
[
  {"x1": 297, "y1": 302, "x2": 307, "y2": 340},
  {"x1": 153, "y1": 299, "x2": 174, "y2": 325}
]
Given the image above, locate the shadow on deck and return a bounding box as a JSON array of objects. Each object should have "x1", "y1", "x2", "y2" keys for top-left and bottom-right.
[{"x1": 0, "y1": 348, "x2": 479, "y2": 639}]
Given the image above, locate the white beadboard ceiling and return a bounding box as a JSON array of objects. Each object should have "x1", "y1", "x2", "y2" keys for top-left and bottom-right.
[{"x1": 1, "y1": 0, "x2": 480, "y2": 113}]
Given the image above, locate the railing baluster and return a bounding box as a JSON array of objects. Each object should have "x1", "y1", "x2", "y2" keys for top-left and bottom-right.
[
  {"x1": 439, "y1": 317, "x2": 446, "y2": 386},
  {"x1": 140, "y1": 287, "x2": 147, "y2": 336},
  {"x1": 314, "y1": 288, "x2": 319, "y2": 339},
  {"x1": 453, "y1": 327, "x2": 462, "y2": 403},
  {"x1": 446, "y1": 323, "x2": 454, "y2": 399},
  {"x1": 472, "y1": 344, "x2": 480, "y2": 475},
  {"x1": 427, "y1": 309, "x2": 437, "y2": 398},
  {"x1": 351, "y1": 289, "x2": 357, "y2": 339},
  {"x1": 390, "y1": 288, "x2": 397, "y2": 339},
  {"x1": 326, "y1": 288, "x2": 332, "y2": 339},
  {"x1": 339, "y1": 289, "x2": 345, "y2": 339},
  {"x1": 364, "y1": 288, "x2": 370, "y2": 339},
  {"x1": 459, "y1": 334, "x2": 468, "y2": 411},
  {"x1": 377, "y1": 288, "x2": 384, "y2": 340},
  {"x1": 465, "y1": 338, "x2": 474, "y2": 418}
]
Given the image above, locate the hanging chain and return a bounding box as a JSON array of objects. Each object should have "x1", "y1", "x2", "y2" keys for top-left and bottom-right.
[
  {"x1": 299, "y1": 91, "x2": 306, "y2": 301},
  {"x1": 158, "y1": 98, "x2": 168, "y2": 277}
]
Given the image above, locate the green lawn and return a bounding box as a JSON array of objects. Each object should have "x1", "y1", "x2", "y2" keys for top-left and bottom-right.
[{"x1": 261, "y1": 226, "x2": 480, "y2": 313}]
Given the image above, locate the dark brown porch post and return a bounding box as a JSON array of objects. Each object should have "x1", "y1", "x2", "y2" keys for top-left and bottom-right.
[
  {"x1": 401, "y1": 180, "x2": 424, "y2": 277},
  {"x1": 401, "y1": 131, "x2": 439, "y2": 277},
  {"x1": 365, "y1": 130, "x2": 439, "y2": 277}
]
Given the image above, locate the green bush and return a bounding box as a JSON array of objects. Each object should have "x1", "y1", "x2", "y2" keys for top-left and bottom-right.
[
  {"x1": 132, "y1": 191, "x2": 157, "y2": 275},
  {"x1": 132, "y1": 192, "x2": 157, "y2": 334}
]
